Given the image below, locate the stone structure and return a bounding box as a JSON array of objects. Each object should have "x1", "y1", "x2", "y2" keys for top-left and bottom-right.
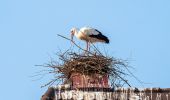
[
  {"x1": 41, "y1": 87, "x2": 170, "y2": 100},
  {"x1": 70, "y1": 72, "x2": 109, "y2": 89}
]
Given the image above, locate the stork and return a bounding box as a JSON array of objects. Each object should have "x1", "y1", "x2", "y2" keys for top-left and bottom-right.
[{"x1": 70, "y1": 27, "x2": 109, "y2": 51}]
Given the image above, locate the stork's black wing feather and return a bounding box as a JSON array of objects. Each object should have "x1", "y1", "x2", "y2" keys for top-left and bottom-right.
[{"x1": 89, "y1": 29, "x2": 109, "y2": 43}]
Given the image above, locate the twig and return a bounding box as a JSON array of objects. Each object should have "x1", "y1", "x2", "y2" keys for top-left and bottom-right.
[
  {"x1": 57, "y1": 34, "x2": 94, "y2": 55},
  {"x1": 90, "y1": 42, "x2": 103, "y2": 55}
]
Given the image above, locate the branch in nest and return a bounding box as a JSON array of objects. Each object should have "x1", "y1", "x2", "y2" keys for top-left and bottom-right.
[{"x1": 57, "y1": 34, "x2": 102, "y2": 55}]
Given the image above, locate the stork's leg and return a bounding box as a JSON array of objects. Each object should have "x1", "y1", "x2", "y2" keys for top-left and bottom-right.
[
  {"x1": 88, "y1": 42, "x2": 90, "y2": 51},
  {"x1": 83, "y1": 41, "x2": 88, "y2": 55},
  {"x1": 86, "y1": 41, "x2": 88, "y2": 51}
]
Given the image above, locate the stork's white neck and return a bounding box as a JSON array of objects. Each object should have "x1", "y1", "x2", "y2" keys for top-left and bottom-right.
[{"x1": 74, "y1": 28, "x2": 79, "y2": 37}]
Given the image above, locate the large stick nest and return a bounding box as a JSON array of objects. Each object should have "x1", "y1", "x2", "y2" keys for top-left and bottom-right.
[
  {"x1": 60, "y1": 53, "x2": 112, "y2": 76},
  {"x1": 41, "y1": 51, "x2": 131, "y2": 88}
]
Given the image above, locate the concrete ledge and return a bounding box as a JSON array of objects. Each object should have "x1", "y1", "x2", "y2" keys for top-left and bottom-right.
[{"x1": 41, "y1": 87, "x2": 170, "y2": 100}]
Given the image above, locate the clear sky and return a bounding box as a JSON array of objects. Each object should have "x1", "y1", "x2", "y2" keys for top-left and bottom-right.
[{"x1": 0, "y1": 0, "x2": 170, "y2": 100}]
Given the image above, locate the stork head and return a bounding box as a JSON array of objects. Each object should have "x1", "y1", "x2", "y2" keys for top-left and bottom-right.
[{"x1": 70, "y1": 27, "x2": 77, "y2": 41}]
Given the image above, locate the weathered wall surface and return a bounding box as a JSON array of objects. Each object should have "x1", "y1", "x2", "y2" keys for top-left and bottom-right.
[
  {"x1": 41, "y1": 88, "x2": 170, "y2": 100},
  {"x1": 70, "y1": 73, "x2": 109, "y2": 89}
]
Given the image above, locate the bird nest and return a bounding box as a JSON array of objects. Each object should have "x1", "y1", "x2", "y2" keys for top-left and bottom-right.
[
  {"x1": 40, "y1": 51, "x2": 131, "y2": 88},
  {"x1": 60, "y1": 53, "x2": 112, "y2": 76}
]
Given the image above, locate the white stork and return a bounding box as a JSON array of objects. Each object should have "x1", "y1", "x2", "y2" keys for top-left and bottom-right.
[{"x1": 70, "y1": 27, "x2": 109, "y2": 51}]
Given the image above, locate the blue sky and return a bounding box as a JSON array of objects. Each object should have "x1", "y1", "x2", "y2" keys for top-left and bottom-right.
[{"x1": 0, "y1": 0, "x2": 170, "y2": 99}]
